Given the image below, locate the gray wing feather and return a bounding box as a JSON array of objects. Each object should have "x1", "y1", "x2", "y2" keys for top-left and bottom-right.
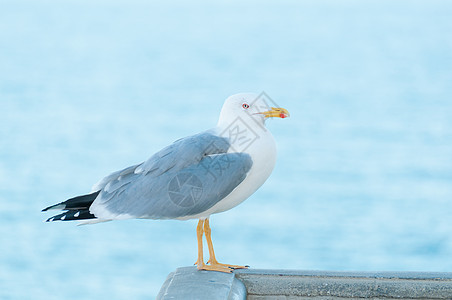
[
  {"x1": 91, "y1": 131, "x2": 228, "y2": 192},
  {"x1": 94, "y1": 153, "x2": 252, "y2": 219},
  {"x1": 91, "y1": 164, "x2": 141, "y2": 192},
  {"x1": 90, "y1": 131, "x2": 252, "y2": 219},
  {"x1": 135, "y1": 131, "x2": 230, "y2": 176}
]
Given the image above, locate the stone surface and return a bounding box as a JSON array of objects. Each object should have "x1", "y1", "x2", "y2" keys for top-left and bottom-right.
[
  {"x1": 158, "y1": 267, "x2": 452, "y2": 299},
  {"x1": 157, "y1": 266, "x2": 246, "y2": 300},
  {"x1": 234, "y1": 269, "x2": 452, "y2": 299}
]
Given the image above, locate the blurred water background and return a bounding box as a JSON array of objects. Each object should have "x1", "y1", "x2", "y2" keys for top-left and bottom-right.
[{"x1": 1, "y1": 0, "x2": 451, "y2": 298}]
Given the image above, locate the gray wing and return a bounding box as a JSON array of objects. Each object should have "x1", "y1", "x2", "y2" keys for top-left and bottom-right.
[
  {"x1": 91, "y1": 130, "x2": 229, "y2": 191},
  {"x1": 89, "y1": 131, "x2": 253, "y2": 219},
  {"x1": 135, "y1": 130, "x2": 230, "y2": 176}
]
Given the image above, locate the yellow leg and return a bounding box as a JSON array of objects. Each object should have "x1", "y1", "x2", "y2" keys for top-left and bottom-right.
[
  {"x1": 195, "y1": 219, "x2": 205, "y2": 268},
  {"x1": 195, "y1": 219, "x2": 233, "y2": 273},
  {"x1": 204, "y1": 218, "x2": 249, "y2": 270}
]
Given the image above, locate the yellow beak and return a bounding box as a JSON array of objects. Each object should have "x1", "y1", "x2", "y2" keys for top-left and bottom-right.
[{"x1": 259, "y1": 107, "x2": 290, "y2": 119}]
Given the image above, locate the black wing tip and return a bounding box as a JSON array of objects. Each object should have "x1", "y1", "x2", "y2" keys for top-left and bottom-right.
[
  {"x1": 42, "y1": 190, "x2": 101, "y2": 213},
  {"x1": 45, "y1": 210, "x2": 96, "y2": 222},
  {"x1": 41, "y1": 203, "x2": 65, "y2": 212},
  {"x1": 43, "y1": 191, "x2": 100, "y2": 222},
  {"x1": 42, "y1": 206, "x2": 52, "y2": 212}
]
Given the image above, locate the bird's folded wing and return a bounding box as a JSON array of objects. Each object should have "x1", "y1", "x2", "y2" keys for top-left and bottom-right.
[
  {"x1": 91, "y1": 131, "x2": 229, "y2": 192},
  {"x1": 135, "y1": 131, "x2": 230, "y2": 176},
  {"x1": 90, "y1": 152, "x2": 252, "y2": 220},
  {"x1": 89, "y1": 131, "x2": 253, "y2": 220}
]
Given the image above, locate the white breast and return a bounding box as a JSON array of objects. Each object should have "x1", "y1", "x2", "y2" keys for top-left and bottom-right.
[{"x1": 181, "y1": 127, "x2": 277, "y2": 220}]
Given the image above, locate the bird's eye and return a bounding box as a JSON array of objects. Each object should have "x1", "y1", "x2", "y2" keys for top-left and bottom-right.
[{"x1": 242, "y1": 103, "x2": 250, "y2": 109}]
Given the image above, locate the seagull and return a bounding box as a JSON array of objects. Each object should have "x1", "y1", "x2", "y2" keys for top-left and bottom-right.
[{"x1": 42, "y1": 93, "x2": 289, "y2": 273}]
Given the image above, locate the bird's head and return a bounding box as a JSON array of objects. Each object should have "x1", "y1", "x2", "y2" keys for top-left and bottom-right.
[{"x1": 217, "y1": 93, "x2": 290, "y2": 129}]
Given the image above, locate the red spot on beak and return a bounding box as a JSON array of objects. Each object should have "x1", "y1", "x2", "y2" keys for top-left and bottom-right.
[{"x1": 280, "y1": 113, "x2": 287, "y2": 118}]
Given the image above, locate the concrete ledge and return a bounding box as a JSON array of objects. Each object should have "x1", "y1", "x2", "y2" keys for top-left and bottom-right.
[
  {"x1": 235, "y1": 269, "x2": 452, "y2": 299},
  {"x1": 157, "y1": 267, "x2": 452, "y2": 299},
  {"x1": 157, "y1": 266, "x2": 246, "y2": 300}
]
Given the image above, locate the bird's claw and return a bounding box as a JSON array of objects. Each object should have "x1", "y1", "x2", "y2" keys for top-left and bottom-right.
[
  {"x1": 207, "y1": 260, "x2": 249, "y2": 270},
  {"x1": 198, "y1": 263, "x2": 233, "y2": 273},
  {"x1": 195, "y1": 260, "x2": 249, "y2": 273}
]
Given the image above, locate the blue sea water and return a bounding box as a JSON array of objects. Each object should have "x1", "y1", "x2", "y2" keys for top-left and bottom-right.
[{"x1": 1, "y1": 0, "x2": 451, "y2": 298}]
